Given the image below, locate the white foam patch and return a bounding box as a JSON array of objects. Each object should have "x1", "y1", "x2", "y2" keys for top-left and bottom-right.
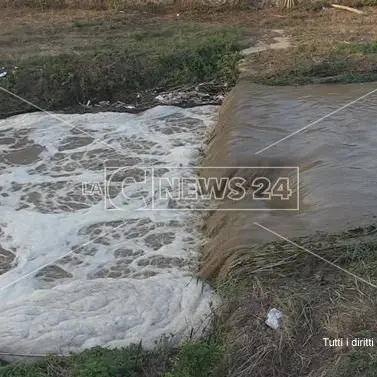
[{"x1": 0, "y1": 106, "x2": 219, "y2": 355}]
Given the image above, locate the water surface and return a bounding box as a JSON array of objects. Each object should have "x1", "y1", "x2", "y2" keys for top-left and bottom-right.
[{"x1": 200, "y1": 82, "x2": 377, "y2": 278}]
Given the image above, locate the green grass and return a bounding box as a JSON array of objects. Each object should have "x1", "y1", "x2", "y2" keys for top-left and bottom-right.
[
  {"x1": 0, "y1": 345, "x2": 149, "y2": 377},
  {"x1": 326, "y1": 348, "x2": 377, "y2": 377},
  {"x1": 0, "y1": 336, "x2": 228, "y2": 377},
  {"x1": 341, "y1": 240, "x2": 377, "y2": 281},
  {"x1": 165, "y1": 335, "x2": 228, "y2": 377},
  {"x1": 0, "y1": 25, "x2": 243, "y2": 117},
  {"x1": 339, "y1": 41, "x2": 377, "y2": 54},
  {"x1": 347, "y1": 350, "x2": 377, "y2": 377}
]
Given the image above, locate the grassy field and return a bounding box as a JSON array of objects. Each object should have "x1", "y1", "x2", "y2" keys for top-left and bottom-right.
[{"x1": 0, "y1": 8, "x2": 245, "y2": 117}]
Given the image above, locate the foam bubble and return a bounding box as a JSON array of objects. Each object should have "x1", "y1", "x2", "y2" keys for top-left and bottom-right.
[{"x1": 0, "y1": 106, "x2": 219, "y2": 355}]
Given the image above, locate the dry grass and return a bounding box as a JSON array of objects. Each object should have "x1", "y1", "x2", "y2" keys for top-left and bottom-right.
[
  {"x1": 168, "y1": 6, "x2": 377, "y2": 84},
  {"x1": 3, "y1": 0, "x2": 249, "y2": 10},
  {"x1": 3, "y1": 0, "x2": 375, "y2": 9},
  {"x1": 237, "y1": 7, "x2": 377, "y2": 84},
  {"x1": 3, "y1": 0, "x2": 167, "y2": 9},
  {"x1": 206, "y1": 227, "x2": 377, "y2": 377}
]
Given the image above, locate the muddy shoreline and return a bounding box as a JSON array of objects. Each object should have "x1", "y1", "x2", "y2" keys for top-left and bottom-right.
[{"x1": 1, "y1": 81, "x2": 228, "y2": 119}]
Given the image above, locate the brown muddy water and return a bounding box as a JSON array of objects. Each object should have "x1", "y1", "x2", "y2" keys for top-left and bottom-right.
[{"x1": 199, "y1": 81, "x2": 377, "y2": 279}]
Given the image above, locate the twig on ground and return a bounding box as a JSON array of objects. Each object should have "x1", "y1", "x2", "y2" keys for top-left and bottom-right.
[{"x1": 331, "y1": 4, "x2": 364, "y2": 14}]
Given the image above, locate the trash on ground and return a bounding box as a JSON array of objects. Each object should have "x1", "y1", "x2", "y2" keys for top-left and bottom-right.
[
  {"x1": 154, "y1": 82, "x2": 226, "y2": 106},
  {"x1": 265, "y1": 308, "x2": 284, "y2": 329}
]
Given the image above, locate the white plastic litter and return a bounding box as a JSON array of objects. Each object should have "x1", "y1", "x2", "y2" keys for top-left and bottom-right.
[{"x1": 265, "y1": 308, "x2": 284, "y2": 329}]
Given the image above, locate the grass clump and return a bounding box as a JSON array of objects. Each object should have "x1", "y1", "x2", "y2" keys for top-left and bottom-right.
[
  {"x1": 341, "y1": 240, "x2": 377, "y2": 281},
  {"x1": 0, "y1": 345, "x2": 156, "y2": 377},
  {"x1": 339, "y1": 40, "x2": 377, "y2": 54},
  {"x1": 346, "y1": 350, "x2": 377, "y2": 376},
  {"x1": 165, "y1": 335, "x2": 228, "y2": 377},
  {"x1": 326, "y1": 348, "x2": 377, "y2": 377}
]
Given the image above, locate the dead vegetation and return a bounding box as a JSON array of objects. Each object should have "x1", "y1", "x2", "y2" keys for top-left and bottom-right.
[
  {"x1": 236, "y1": 7, "x2": 377, "y2": 84},
  {"x1": 204, "y1": 223, "x2": 377, "y2": 376},
  {"x1": 3, "y1": 0, "x2": 248, "y2": 10}
]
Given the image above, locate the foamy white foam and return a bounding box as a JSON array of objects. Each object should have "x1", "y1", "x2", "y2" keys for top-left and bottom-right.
[{"x1": 0, "y1": 106, "x2": 219, "y2": 355}]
